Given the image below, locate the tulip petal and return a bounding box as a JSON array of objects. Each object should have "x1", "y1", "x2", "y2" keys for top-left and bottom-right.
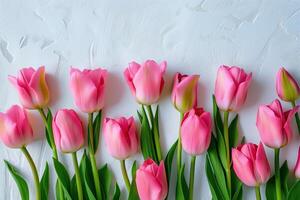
[
  {"x1": 283, "y1": 106, "x2": 300, "y2": 145},
  {"x1": 254, "y1": 143, "x2": 271, "y2": 184},
  {"x1": 231, "y1": 73, "x2": 252, "y2": 111}
]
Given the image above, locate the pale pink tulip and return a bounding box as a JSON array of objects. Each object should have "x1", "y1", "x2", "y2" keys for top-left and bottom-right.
[
  {"x1": 171, "y1": 73, "x2": 199, "y2": 113},
  {"x1": 9, "y1": 66, "x2": 49, "y2": 109},
  {"x1": 0, "y1": 105, "x2": 34, "y2": 148},
  {"x1": 180, "y1": 108, "x2": 212, "y2": 155},
  {"x1": 276, "y1": 67, "x2": 300, "y2": 102},
  {"x1": 52, "y1": 109, "x2": 84, "y2": 153},
  {"x1": 232, "y1": 143, "x2": 271, "y2": 187},
  {"x1": 214, "y1": 65, "x2": 252, "y2": 111},
  {"x1": 136, "y1": 159, "x2": 168, "y2": 200},
  {"x1": 124, "y1": 60, "x2": 166, "y2": 105},
  {"x1": 103, "y1": 116, "x2": 139, "y2": 160},
  {"x1": 70, "y1": 67, "x2": 107, "y2": 113},
  {"x1": 256, "y1": 99, "x2": 299, "y2": 148},
  {"x1": 294, "y1": 147, "x2": 300, "y2": 178}
]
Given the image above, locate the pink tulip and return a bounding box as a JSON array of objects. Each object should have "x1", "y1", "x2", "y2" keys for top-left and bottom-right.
[
  {"x1": 103, "y1": 116, "x2": 139, "y2": 160},
  {"x1": 180, "y1": 108, "x2": 212, "y2": 155},
  {"x1": 171, "y1": 73, "x2": 199, "y2": 113},
  {"x1": 232, "y1": 143, "x2": 271, "y2": 187},
  {"x1": 256, "y1": 99, "x2": 299, "y2": 148},
  {"x1": 0, "y1": 105, "x2": 34, "y2": 148},
  {"x1": 9, "y1": 66, "x2": 49, "y2": 109},
  {"x1": 214, "y1": 65, "x2": 252, "y2": 111},
  {"x1": 136, "y1": 159, "x2": 168, "y2": 200},
  {"x1": 294, "y1": 147, "x2": 300, "y2": 178},
  {"x1": 70, "y1": 67, "x2": 107, "y2": 113},
  {"x1": 124, "y1": 60, "x2": 166, "y2": 105},
  {"x1": 276, "y1": 67, "x2": 300, "y2": 102},
  {"x1": 52, "y1": 109, "x2": 84, "y2": 153}
]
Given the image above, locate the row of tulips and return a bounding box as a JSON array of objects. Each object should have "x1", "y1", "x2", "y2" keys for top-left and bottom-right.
[{"x1": 0, "y1": 61, "x2": 300, "y2": 200}]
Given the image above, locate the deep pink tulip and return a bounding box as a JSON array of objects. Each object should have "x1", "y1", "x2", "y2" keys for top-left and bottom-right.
[
  {"x1": 171, "y1": 73, "x2": 199, "y2": 113},
  {"x1": 70, "y1": 67, "x2": 107, "y2": 113},
  {"x1": 136, "y1": 159, "x2": 168, "y2": 200},
  {"x1": 52, "y1": 109, "x2": 84, "y2": 153},
  {"x1": 214, "y1": 65, "x2": 252, "y2": 111},
  {"x1": 294, "y1": 147, "x2": 300, "y2": 178},
  {"x1": 276, "y1": 67, "x2": 300, "y2": 102},
  {"x1": 124, "y1": 60, "x2": 166, "y2": 105},
  {"x1": 0, "y1": 105, "x2": 34, "y2": 148},
  {"x1": 256, "y1": 99, "x2": 299, "y2": 148},
  {"x1": 103, "y1": 116, "x2": 139, "y2": 160},
  {"x1": 180, "y1": 108, "x2": 212, "y2": 155},
  {"x1": 9, "y1": 66, "x2": 49, "y2": 109},
  {"x1": 232, "y1": 143, "x2": 271, "y2": 187}
]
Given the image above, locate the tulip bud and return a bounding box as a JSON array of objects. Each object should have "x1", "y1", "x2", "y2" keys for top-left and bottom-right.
[
  {"x1": 256, "y1": 99, "x2": 299, "y2": 148},
  {"x1": 0, "y1": 105, "x2": 34, "y2": 148},
  {"x1": 294, "y1": 147, "x2": 300, "y2": 178},
  {"x1": 214, "y1": 65, "x2": 252, "y2": 111},
  {"x1": 276, "y1": 67, "x2": 300, "y2": 102},
  {"x1": 171, "y1": 73, "x2": 199, "y2": 113},
  {"x1": 136, "y1": 159, "x2": 168, "y2": 200},
  {"x1": 70, "y1": 67, "x2": 107, "y2": 113},
  {"x1": 52, "y1": 109, "x2": 84, "y2": 153},
  {"x1": 103, "y1": 117, "x2": 139, "y2": 160},
  {"x1": 180, "y1": 108, "x2": 212, "y2": 155},
  {"x1": 124, "y1": 60, "x2": 166, "y2": 105},
  {"x1": 232, "y1": 143, "x2": 271, "y2": 187},
  {"x1": 9, "y1": 66, "x2": 49, "y2": 109}
]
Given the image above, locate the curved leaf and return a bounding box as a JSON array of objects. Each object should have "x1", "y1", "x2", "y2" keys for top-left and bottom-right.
[{"x1": 40, "y1": 162, "x2": 49, "y2": 200}]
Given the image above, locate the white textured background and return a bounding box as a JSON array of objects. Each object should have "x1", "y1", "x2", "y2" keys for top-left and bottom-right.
[{"x1": 1, "y1": 0, "x2": 300, "y2": 199}]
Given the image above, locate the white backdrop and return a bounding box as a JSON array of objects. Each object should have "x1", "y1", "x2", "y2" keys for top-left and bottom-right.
[{"x1": 1, "y1": 0, "x2": 300, "y2": 199}]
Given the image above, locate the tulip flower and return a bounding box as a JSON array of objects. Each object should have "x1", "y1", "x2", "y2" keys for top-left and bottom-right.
[
  {"x1": 52, "y1": 109, "x2": 84, "y2": 153},
  {"x1": 171, "y1": 73, "x2": 199, "y2": 113},
  {"x1": 256, "y1": 99, "x2": 298, "y2": 148},
  {"x1": 124, "y1": 60, "x2": 166, "y2": 105},
  {"x1": 70, "y1": 67, "x2": 107, "y2": 113},
  {"x1": 214, "y1": 65, "x2": 252, "y2": 112},
  {"x1": 136, "y1": 159, "x2": 168, "y2": 200},
  {"x1": 294, "y1": 147, "x2": 300, "y2": 179},
  {"x1": 9, "y1": 66, "x2": 49, "y2": 109}
]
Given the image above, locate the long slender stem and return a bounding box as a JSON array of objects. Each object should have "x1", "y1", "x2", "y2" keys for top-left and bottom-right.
[
  {"x1": 177, "y1": 113, "x2": 184, "y2": 173},
  {"x1": 275, "y1": 148, "x2": 282, "y2": 200},
  {"x1": 120, "y1": 160, "x2": 130, "y2": 191},
  {"x1": 72, "y1": 152, "x2": 83, "y2": 200},
  {"x1": 255, "y1": 186, "x2": 261, "y2": 200},
  {"x1": 146, "y1": 105, "x2": 162, "y2": 161},
  {"x1": 223, "y1": 111, "x2": 231, "y2": 196},
  {"x1": 88, "y1": 113, "x2": 102, "y2": 200},
  {"x1": 21, "y1": 147, "x2": 41, "y2": 200},
  {"x1": 291, "y1": 101, "x2": 300, "y2": 135},
  {"x1": 189, "y1": 156, "x2": 196, "y2": 200}
]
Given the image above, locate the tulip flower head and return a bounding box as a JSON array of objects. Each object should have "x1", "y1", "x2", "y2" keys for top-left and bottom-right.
[
  {"x1": 214, "y1": 65, "x2": 252, "y2": 112},
  {"x1": 0, "y1": 105, "x2": 34, "y2": 148},
  {"x1": 124, "y1": 60, "x2": 166, "y2": 105},
  {"x1": 232, "y1": 143, "x2": 271, "y2": 187},
  {"x1": 9, "y1": 66, "x2": 49, "y2": 109}
]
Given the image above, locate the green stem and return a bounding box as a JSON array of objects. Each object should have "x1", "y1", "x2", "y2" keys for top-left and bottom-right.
[
  {"x1": 189, "y1": 156, "x2": 196, "y2": 200},
  {"x1": 291, "y1": 101, "x2": 300, "y2": 135},
  {"x1": 120, "y1": 160, "x2": 130, "y2": 191},
  {"x1": 255, "y1": 186, "x2": 261, "y2": 200},
  {"x1": 177, "y1": 113, "x2": 184, "y2": 173},
  {"x1": 275, "y1": 148, "x2": 282, "y2": 200},
  {"x1": 88, "y1": 113, "x2": 102, "y2": 200},
  {"x1": 72, "y1": 152, "x2": 83, "y2": 200},
  {"x1": 146, "y1": 105, "x2": 162, "y2": 161},
  {"x1": 223, "y1": 111, "x2": 231, "y2": 196},
  {"x1": 21, "y1": 147, "x2": 41, "y2": 200}
]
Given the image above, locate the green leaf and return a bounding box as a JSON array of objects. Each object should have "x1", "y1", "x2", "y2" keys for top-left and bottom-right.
[
  {"x1": 213, "y1": 95, "x2": 223, "y2": 134},
  {"x1": 70, "y1": 175, "x2": 78, "y2": 200},
  {"x1": 128, "y1": 160, "x2": 139, "y2": 200},
  {"x1": 229, "y1": 115, "x2": 239, "y2": 148},
  {"x1": 231, "y1": 169, "x2": 243, "y2": 200},
  {"x1": 154, "y1": 105, "x2": 160, "y2": 136},
  {"x1": 40, "y1": 162, "x2": 49, "y2": 200},
  {"x1": 93, "y1": 111, "x2": 102, "y2": 153},
  {"x1": 164, "y1": 140, "x2": 177, "y2": 184},
  {"x1": 4, "y1": 160, "x2": 29, "y2": 200},
  {"x1": 79, "y1": 151, "x2": 96, "y2": 199},
  {"x1": 112, "y1": 183, "x2": 121, "y2": 200},
  {"x1": 53, "y1": 158, "x2": 72, "y2": 200},
  {"x1": 55, "y1": 179, "x2": 62, "y2": 200},
  {"x1": 44, "y1": 109, "x2": 53, "y2": 147},
  {"x1": 131, "y1": 161, "x2": 137, "y2": 179},
  {"x1": 176, "y1": 164, "x2": 189, "y2": 200},
  {"x1": 288, "y1": 180, "x2": 300, "y2": 200},
  {"x1": 98, "y1": 164, "x2": 112, "y2": 199},
  {"x1": 216, "y1": 129, "x2": 227, "y2": 171},
  {"x1": 137, "y1": 110, "x2": 143, "y2": 123}
]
